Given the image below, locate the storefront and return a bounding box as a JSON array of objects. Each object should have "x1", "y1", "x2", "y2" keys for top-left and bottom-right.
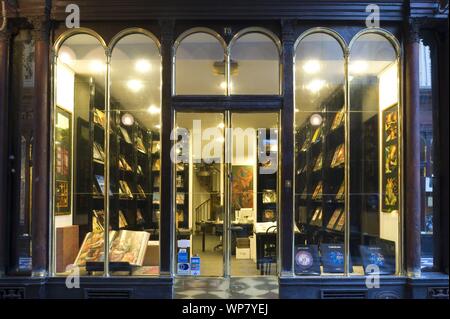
[{"x1": 0, "y1": 0, "x2": 448, "y2": 299}]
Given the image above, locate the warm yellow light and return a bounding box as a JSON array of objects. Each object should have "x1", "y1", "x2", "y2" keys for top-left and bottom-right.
[
  {"x1": 127, "y1": 79, "x2": 143, "y2": 92},
  {"x1": 154, "y1": 124, "x2": 161, "y2": 130},
  {"x1": 306, "y1": 79, "x2": 326, "y2": 93},
  {"x1": 89, "y1": 60, "x2": 106, "y2": 73},
  {"x1": 217, "y1": 123, "x2": 225, "y2": 129},
  {"x1": 349, "y1": 60, "x2": 369, "y2": 74},
  {"x1": 59, "y1": 52, "x2": 72, "y2": 65},
  {"x1": 302, "y1": 60, "x2": 321, "y2": 74},
  {"x1": 216, "y1": 137, "x2": 225, "y2": 143},
  {"x1": 220, "y1": 81, "x2": 227, "y2": 90},
  {"x1": 147, "y1": 105, "x2": 161, "y2": 115},
  {"x1": 135, "y1": 60, "x2": 151, "y2": 73}
]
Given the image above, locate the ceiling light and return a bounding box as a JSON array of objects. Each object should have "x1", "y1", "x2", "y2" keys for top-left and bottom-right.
[
  {"x1": 59, "y1": 52, "x2": 72, "y2": 64},
  {"x1": 220, "y1": 82, "x2": 227, "y2": 90},
  {"x1": 216, "y1": 137, "x2": 225, "y2": 143},
  {"x1": 295, "y1": 108, "x2": 299, "y2": 113},
  {"x1": 135, "y1": 59, "x2": 151, "y2": 73},
  {"x1": 127, "y1": 79, "x2": 143, "y2": 92},
  {"x1": 154, "y1": 124, "x2": 161, "y2": 130},
  {"x1": 349, "y1": 60, "x2": 368, "y2": 74},
  {"x1": 310, "y1": 113, "x2": 323, "y2": 126},
  {"x1": 89, "y1": 60, "x2": 106, "y2": 73},
  {"x1": 306, "y1": 79, "x2": 326, "y2": 93},
  {"x1": 121, "y1": 113, "x2": 134, "y2": 126},
  {"x1": 217, "y1": 123, "x2": 225, "y2": 129},
  {"x1": 302, "y1": 60, "x2": 321, "y2": 74},
  {"x1": 147, "y1": 105, "x2": 161, "y2": 115}
]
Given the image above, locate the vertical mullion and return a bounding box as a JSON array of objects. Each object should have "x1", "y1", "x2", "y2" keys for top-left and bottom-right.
[{"x1": 104, "y1": 50, "x2": 111, "y2": 277}]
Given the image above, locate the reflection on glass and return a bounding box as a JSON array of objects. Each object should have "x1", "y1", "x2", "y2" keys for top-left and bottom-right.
[
  {"x1": 419, "y1": 40, "x2": 435, "y2": 271},
  {"x1": 294, "y1": 33, "x2": 346, "y2": 275},
  {"x1": 53, "y1": 34, "x2": 106, "y2": 276},
  {"x1": 230, "y1": 32, "x2": 280, "y2": 95},
  {"x1": 109, "y1": 33, "x2": 161, "y2": 276},
  {"x1": 174, "y1": 113, "x2": 224, "y2": 276},
  {"x1": 349, "y1": 33, "x2": 400, "y2": 275},
  {"x1": 175, "y1": 32, "x2": 226, "y2": 95}
]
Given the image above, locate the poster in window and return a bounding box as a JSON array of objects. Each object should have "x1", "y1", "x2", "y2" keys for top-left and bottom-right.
[
  {"x1": 54, "y1": 106, "x2": 72, "y2": 215},
  {"x1": 382, "y1": 104, "x2": 399, "y2": 212},
  {"x1": 231, "y1": 165, "x2": 253, "y2": 209}
]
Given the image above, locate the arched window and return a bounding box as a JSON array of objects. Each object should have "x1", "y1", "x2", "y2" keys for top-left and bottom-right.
[
  {"x1": 230, "y1": 30, "x2": 280, "y2": 95},
  {"x1": 293, "y1": 30, "x2": 347, "y2": 275},
  {"x1": 175, "y1": 30, "x2": 226, "y2": 95},
  {"x1": 108, "y1": 31, "x2": 161, "y2": 276},
  {"x1": 53, "y1": 31, "x2": 107, "y2": 276},
  {"x1": 348, "y1": 31, "x2": 401, "y2": 275},
  {"x1": 52, "y1": 30, "x2": 163, "y2": 277}
]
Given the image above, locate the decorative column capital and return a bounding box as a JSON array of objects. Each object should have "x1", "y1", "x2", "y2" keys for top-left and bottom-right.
[
  {"x1": 159, "y1": 19, "x2": 175, "y2": 40},
  {"x1": 28, "y1": 16, "x2": 50, "y2": 42},
  {"x1": 407, "y1": 18, "x2": 423, "y2": 44}
]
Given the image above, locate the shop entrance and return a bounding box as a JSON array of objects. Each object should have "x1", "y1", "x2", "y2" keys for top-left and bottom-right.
[{"x1": 174, "y1": 111, "x2": 279, "y2": 277}]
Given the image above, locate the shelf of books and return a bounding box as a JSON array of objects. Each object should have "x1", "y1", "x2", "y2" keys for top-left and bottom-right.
[
  {"x1": 295, "y1": 88, "x2": 346, "y2": 243},
  {"x1": 175, "y1": 129, "x2": 190, "y2": 230},
  {"x1": 90, "y1": 106, "x2": 161, "y2": 241}
]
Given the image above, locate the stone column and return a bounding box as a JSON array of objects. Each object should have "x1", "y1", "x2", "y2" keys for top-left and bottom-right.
[
  {"x1": 280, "y1": 20, "x2": 295, "y2": 276},
  {"x1": 0, "y1": 26, "x2": 11, "y2": 277},
  {"x1": 29, "y1": 15, "x2": 50, "y2": 277},
  {"x1": 159, "y1": 19, "x2": 175, "y2": 276},
  {"x1": 405, "y1": 19, "x2": 422, "y2": 277}
]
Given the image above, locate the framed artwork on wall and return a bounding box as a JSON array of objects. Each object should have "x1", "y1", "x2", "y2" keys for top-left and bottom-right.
[
  {"x1": 54, "y1": 106, "x2": 72, "y2": 216},
  {"x1": 231, "y1": 165, "x2": 254, "y2": 209},
  {"x1": 381, "y1": 104, "x2": 399, "y2": 212}
]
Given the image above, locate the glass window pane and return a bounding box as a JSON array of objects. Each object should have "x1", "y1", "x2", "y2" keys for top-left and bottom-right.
[
  {"x1": 349, "y1": 33, "x2": 400, "y2": 275},
  {"x1": 109, "y1": 33, "x2": 161, "y2": 276},
  {"x1": 419, "y1": 39, "x2": 435, "y2": 271},
  {"x1": 230, "y1": 32, "x2": 280, "y2": 95},
  {"x1": 294, "y1": 33, "x2": 346, "y2": 275},
  {"x1": 175, "y1": 33, "x2": 226, "y2": 95},
  {"x1": 53, "y1": 34, "x2": 106, "y2": 276}
]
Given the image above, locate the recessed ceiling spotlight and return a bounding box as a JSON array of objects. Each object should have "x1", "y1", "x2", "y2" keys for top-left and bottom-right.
[
  {"x1": 90, "y1": 60, "x2": 106, "y2": 74},
  {"x1": 127, "y1": 79, "x2": 143, "y2": 92},
  {"x1": 135, "y1": 59, "x2": 151, "y2": 73},
  {"x1": 349, "y1": 60, "x2": 369, "y2": 74},
  {"x1": 147, "y1": 105, "x2": 161, "y2": 115},
  {"x1": 217, "y1": 123, "x2": 225, "y2": 129},
  {"x1": 306, "y1": 79, "x2": 326, "y2": 93},
  {"x1": 303, "y1": 60, "x2": 321, "y2": 74}
]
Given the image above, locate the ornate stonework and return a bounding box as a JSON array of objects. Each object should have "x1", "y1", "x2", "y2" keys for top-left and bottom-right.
[{"x1": 28, "y1": 16, "x2": 50, "y2": 42}]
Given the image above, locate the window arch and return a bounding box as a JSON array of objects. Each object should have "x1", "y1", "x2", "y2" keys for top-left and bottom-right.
[
  {"x1": 174, "y1": 28, "x2": 227, "y2": 95},
  {"x1": 293, "y1": 29, "x2": 347, "y2": 275},
  {"x1": 348, "y1": 29, "x2": 402, "y2": 275},
  {"x1": 52, "y1": 28, "x2": 163, "y2": 277},
  {"x1": 229, "y1": 28, "x2": 281, "y2": 95},
  {"x1": 52, "y1": 30, "x2": 108, "y2": 276}
]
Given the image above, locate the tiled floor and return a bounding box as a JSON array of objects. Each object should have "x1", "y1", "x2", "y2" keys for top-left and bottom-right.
[{"x1": 174, "y1": 277, "x2": 279, "y2": 299}]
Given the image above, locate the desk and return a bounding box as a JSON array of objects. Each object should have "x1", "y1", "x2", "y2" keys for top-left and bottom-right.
[{"x1": 196, "y1": 221, "x2": 253, "y2": 252}]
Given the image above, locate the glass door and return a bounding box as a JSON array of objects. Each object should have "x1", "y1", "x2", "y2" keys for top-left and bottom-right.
[
  {"x1": 228, "y1": 112, "x2": 279, "y2": 276},
  {"x1": 174, "y1": 112, "x2": 226, "y2": 277},
  {"x1": 174, "y1": 111, "x2": 279, "y2": 277}
]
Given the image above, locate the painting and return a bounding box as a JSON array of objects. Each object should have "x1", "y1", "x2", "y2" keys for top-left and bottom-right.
[
  {"x1": 231, "y1": 165, "x2": 253, "y2": 209},
  {"x1": 54, "y1": 106, "x2": 72, "y2": 216},
  {"x1": 382, "y1": 104, "x2": 399, "y2": 212}
]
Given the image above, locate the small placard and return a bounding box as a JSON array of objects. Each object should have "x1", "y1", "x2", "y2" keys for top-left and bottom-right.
[
  {"x1": 190, "y1": 256, "x2": 200, "y2": 276},
  {"x1": 359, "y1": 244, "x2": 395, "y2": 275},
  {"x1": 177, "y1": 263, "x2": 190, "y2": 275},
  {"x1": 320, "y1": 244, "x2": 352, "y2": 273},
  {"x1": 294, "y1": 245, "x2": 320, "y2": 275}
]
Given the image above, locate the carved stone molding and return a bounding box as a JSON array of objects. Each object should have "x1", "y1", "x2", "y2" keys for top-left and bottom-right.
[{"x1": 0, "y1": 25, "x2": 12, "y2": 43}]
